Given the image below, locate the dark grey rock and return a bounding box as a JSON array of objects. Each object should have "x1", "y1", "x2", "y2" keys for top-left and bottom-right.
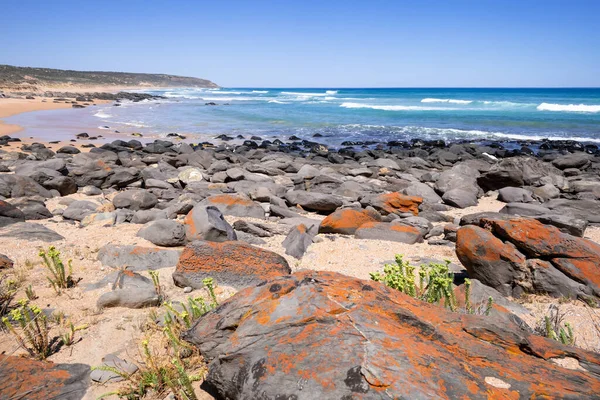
[
  {"x1": 97, "y1": 244, "x2": 181, "y2": 270},
  {"x1": 282, "y1": 224, "x2": 317, "y2": 259},
  {"x1": 130, "y1": 209, "x2": 167, "y2": 224},
  {"x1": 497, "y1": 187, "x2": 534, "y2": 203},
  {"x1": 184, "y1": 205, "x2": 237, "y2": 242},
  {"x1": 62, "y1": 200, "x2": 98, "y2": 221},
  {"x1": 113, "y1": 190, "x2": 158, "y2": 210},
  {"x1": 0, "y1": 222, "x2": 64, "y2": 242},
  {"x1": 284, "y1": 190, "x2": 343, "y2": 212},
  {"x1": 442, "y1": 188, "x2": 478, "y2": 208},
  {"x1": 137, "y1": 219, "x2": 186, "y2": 247}
]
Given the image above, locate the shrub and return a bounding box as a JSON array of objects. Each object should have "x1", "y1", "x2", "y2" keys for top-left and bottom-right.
[
  {"x1": 536, "y1": 304, "x2": 576, "y2": 346},
  {"x1": 370, "y1": 255, "x2": 493, "y2": 315},
  {"x1": 39, "y1": 246, "x2": 79, "y2": 295},
  {"x1": 371, "y1": 255, "x2": 458, "y2": 311},
  {"x1": 94, "y1": 279, "x2": 220, "y2": 399},
  {"x1": 2, "y1": 300, "x2": 54, "y2": 359},
  {"x1": 0, "y1": 275, "x2": 16, "y2": 320}
]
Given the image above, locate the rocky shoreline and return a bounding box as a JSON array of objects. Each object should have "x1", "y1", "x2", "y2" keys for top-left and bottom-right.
[{"x1": 1, "y1": 131, "x2": 600, "y2": 398}]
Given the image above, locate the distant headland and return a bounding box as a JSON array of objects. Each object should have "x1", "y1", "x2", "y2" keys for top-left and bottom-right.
[{"x1": 0, "y1": 64, "x2": 219, "y2": 93}]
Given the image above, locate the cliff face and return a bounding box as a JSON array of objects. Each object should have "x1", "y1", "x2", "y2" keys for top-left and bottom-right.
[{"x1": 0, "y1": 64, "x2": 218, "y2": 91}]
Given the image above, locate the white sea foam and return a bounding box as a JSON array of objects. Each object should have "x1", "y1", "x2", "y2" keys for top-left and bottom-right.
[
  {"x1": 252, "y1": 90, "x2": 269, "y2": 93},
  {"x1": 340, "y1": 102, "x2": 455, "y2": 111},
  {"x1": 94, "y1": 111, "x2": 112, "y2": 118},
  {"x1": 200, "y1": 97, "x2": 256, "y2": 101},
  {"x1": 281, "y1": 91, "x2": 329, "y2": 97},
  {"x1": 537, "y1": 103, "x2": 600, "y2": 113},
  {"x1": 268, "y1": 100, "x2": 289, "y2": 104},
  {"x1": 325, "y1": 90, "x2": 338, "y2": 95},
  {"x1": 421, "y1": 98, "x2": 473, "y2": 104}
]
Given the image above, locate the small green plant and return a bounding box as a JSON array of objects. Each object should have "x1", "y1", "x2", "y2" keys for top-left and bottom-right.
[
  {"x1": 484, "y1": 296, "x2": 494, "y2": 316},
  {"x1": 537, "y1": 305, "x2": 576, "y2": 346},
  {"x1": 2, "y1": 300, "x2": 53, "y2": 359},
  {"x1": 371, "y1": 255, "x2": 457, "y2": 311},
  {"x1": 94, "y1": 279, "x2": 220, "y2": 399},
  {"x1": 53, "y1": 312, "x2": 88, "y2": 347},
  {"x1": 202, "y1": 277, "x2": 218, "y2": 307},
  {"x1": 39, "y1": 246, "x2": 78, "y2": 295},
  {"x1": 0, "y1": 275, "x2": 16, "y2": 320},
  {"x1": 25, "y1": 284, "x2": 38, "y2": 300},
  {"x1": 148, "y1": 270, "x2": 163, "y2": 302}
]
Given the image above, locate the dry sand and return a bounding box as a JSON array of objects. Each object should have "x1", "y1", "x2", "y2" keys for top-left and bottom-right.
[{"x1": 0, "y1": 98, "x2": 76, "y2": 136}]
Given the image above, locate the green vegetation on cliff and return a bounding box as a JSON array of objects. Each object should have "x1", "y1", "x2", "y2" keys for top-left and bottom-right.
[{"x1": 0, "y1": 64, "x2": 218, "y2": 91}]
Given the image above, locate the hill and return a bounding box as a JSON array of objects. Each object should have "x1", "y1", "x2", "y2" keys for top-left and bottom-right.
[{"x1": 0, "y1": 64, "x2": 218, "y2": 92}]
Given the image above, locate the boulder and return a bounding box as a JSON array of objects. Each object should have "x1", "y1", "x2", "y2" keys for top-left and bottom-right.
[
  {"x1": 178, "y1": 167, "x2": 204, "y2": 184},
  {"x1": 485, "y1": 218, "x2": 600, "y2": 297},
  {"x1": 232, "y1": 220, "x2": 273, "y2": 237},
  {"x1": 497, "y1": 187, "x2": 534, "y2": 203},
  {"x1": 184, "y1": 270, "x2": 600, "y2": 400},
  {"x1": 97, "y1": 270, "x2": 160, "y2": 309},
  {"x1": 200, "y1": 194, "x2": 265, "y2": 219},
  {"x1": 434, "y1": 163, "x2": 480, "y2": 195},
  {"x1": 0, "y1": 175, "x2": 53, "y2": 198},
  {"x1": 318, "y1": 208, "x2": 381, "y2": 235},
  {"x1": 0, "y1": 355, "x2": 89, "y2": 400},
  {"x1": 112, "y1": 190, "x2": 158, "y2": 211},
  {"x1": 97, "y1": 244, "x2": 181, "y2": 270},
  {"x1": 545, "y1": 199, "x2": 600, "y2": 223},
  {"x1": 456, "y1": 218, "x2": 600, "y2": 299},
  {"x1": 442, "y1": 188, "x2": 478, "y2": 208},
  {"x1": 62, "y1": 200, "x2": 98, "y2": 221},
  {"x1": 130, "y1": 209, "x2": 167, "y2": 224},
  {"x1": 81, "y1": 212, "x2": 116, "y2": 228},
  {"x1": 499, "y1": 202, "x2": 552, "y2": 217},
  {"x1": 402, "y1": 182, "x2": 442, "y2": 203},
  {"x1": 173, "y1": 241, "x2": 291, "y2": 289},
  {"x1": 359, "y1": 192, "x2": 422, "y2": 216},
  {"x1": 137, "y1": 220, "x2": 186, "y2": 247},
  {"x1": 355, "y1": 222, "x2": 423, "y2": 244},
  {"x1": 9, "y1": 198, "x2": 52, "y2": 220},
  {"x1": 43, "y1": 176, "x2": 78, "y2": 196},
  {"x1": 0, "y1": 222, "x2": 64, "y2": 242},
  {"x1": 455, "y1": 225, "x2": 529, "y2": 297},
  {"x1": 0, "y1": 254, "x2": 14, "y2": 269},
  {"x1": 184, "y1": 205, "x2": 237, "y2": 242},
  {"x1": 282, "y1": 224, "x2": 317, "y2": 259},
  {"x1": 477, "y1": 157, "x2": 565, "y2": 191},
  {"x1": 552, "y1": 153, "x2": 592, "y2": 170},
  {"x1": 284, "y1": 191, "x2": 343, "y2": 213}
]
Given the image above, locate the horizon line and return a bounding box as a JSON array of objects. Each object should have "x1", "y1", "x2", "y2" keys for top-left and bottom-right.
[{"x1": 226, "y1": 86, "x2": 600, "y2": 89}]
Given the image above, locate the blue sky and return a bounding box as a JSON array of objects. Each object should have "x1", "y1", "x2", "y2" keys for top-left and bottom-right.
[{"x1": 1, "y1": 0, "x2": 599, "y2": 87}]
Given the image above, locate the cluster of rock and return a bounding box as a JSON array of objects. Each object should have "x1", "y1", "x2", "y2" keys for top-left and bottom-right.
[
  {"x1": 4, "y1": 134, "x2": 600, "y2": 398},
  {"x1": 457, "y1": 216, "x2": 600, "y2": 300}
]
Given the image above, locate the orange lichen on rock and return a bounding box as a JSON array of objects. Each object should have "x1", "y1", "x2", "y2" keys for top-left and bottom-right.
[
  {"x1": 206, "y1": 194, "x2": 255, "y2": 207},
  {"x1": 183, "y1": 270, "x2": 600, "y2": 399},
  {"x1": 484, "y1": 218, "x2": 600, "y2": 295},
  {"x1": 173, "y1": 240, "x2": 291, "y2": 289},
  {"x1": 319, "y1": 208, "x2": 381, "y2": 235},
  {"x1": 0, "y1": 355, "x2": 89, "y2": 400},
  {"x1": 377, "y1": 192, "x2": 423, "y2": 215}
]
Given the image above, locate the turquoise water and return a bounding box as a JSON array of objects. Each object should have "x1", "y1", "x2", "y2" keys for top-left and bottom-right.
[{"x1": 9, "y1": 88, "x2": 600, "y2": 146}]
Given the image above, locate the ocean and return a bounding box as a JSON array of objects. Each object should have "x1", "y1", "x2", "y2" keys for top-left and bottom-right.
[{"x1": 7, "y1": 88, "x2": 600, "y2": 147}]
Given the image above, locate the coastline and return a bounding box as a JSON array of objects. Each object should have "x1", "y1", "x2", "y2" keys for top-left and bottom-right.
[
  {"x1": 0, "y1": 86, "x2": 161, "y2": 145},
  {"x1": 0, "y1": 98, "x2": 76, "y2": 136}
]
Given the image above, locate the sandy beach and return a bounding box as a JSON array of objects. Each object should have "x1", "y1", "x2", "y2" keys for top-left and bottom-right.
[{"x1": 0, "y1": 98, "x2": 76, "y2": 135}]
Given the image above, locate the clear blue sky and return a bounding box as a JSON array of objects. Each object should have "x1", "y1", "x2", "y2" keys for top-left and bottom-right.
[{"x1": 1, "y1": 0, "x2": 599, "y2": 87}]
